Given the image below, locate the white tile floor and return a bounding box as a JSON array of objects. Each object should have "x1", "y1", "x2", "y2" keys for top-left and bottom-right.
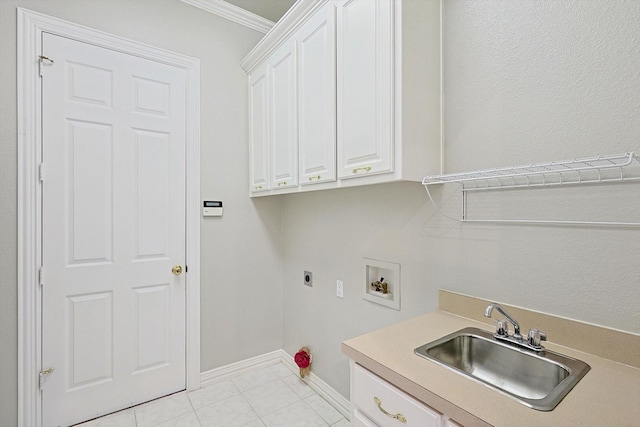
[{"x1": 76, "y1": 363, "x2": 349, "y2": 427}]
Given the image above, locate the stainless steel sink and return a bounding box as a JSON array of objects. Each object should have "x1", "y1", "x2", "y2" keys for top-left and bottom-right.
[{"x1": 414, "y1": 327, "x2": 591, "y2": 411}]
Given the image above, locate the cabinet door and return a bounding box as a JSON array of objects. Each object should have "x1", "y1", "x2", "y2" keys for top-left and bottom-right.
[
  {"x1": 249, "y1": 63, "x2": 270, "y2": 193},
  {"x1": 352, "y1": 364, "x2": 442, "y2": 427},
  {"x1": 352, "y1": 409, "x2": 378, "y2": 427},
  {"x1": 270, "y1": 41, "x2": 298, "y2": 189},
  {"x1": 297, "y1": 1, "x2": 336, "y2": 185},
  {"x1": 336, "y1": 0, "x2": 394, "y2": 179}
]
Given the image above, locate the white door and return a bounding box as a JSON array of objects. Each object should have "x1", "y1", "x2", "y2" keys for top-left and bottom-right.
[{"x1": 40, "y1": 33, "x2": 187, "y2": 426}]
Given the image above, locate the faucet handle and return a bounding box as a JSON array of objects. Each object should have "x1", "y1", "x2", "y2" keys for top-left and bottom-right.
[
  {"x1": 496, "y1": 319, "x2": 509, "y2": 337},
  {"x1": 527, "y1": 329, "x2": 547, "y2": 348}
]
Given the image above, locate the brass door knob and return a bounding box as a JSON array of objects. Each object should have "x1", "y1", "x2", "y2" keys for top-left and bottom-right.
[{"x1": 172, "y1": 265, "x2": 183, "y2": 276}]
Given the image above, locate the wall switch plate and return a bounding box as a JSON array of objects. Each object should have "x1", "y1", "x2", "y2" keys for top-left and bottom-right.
[
  {"x1": 304, "y1": 271, "x2": 313, "y2": 287},
  {"x1": 336, "y1": 280, "x2": 344, "y2": 298}
]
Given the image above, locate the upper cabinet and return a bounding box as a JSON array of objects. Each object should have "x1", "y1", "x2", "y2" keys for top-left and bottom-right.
[
  {"x1": 336, "y1": 0, "x2": 393, "y2": 179},
  {"x1": 248, "y1": 63, "x2": 269, "y2": 193},
  {"x1": 241, "y1": 0, "x2": 441, "y2": 196},
  {"x1": 297, "y1": 2, "x2": 337, "y2": 186},
  {"x1": 269, "y1": 40, "x2": 298, "y2": 190}
]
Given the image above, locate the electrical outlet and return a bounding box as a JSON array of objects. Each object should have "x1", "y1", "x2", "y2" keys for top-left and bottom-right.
[
  {"x1": 304, "y1": 271, "x2": 313, "y2": 287},
  {"x1": 336, "y1": 280, "x2": 344, "y2": 298}
]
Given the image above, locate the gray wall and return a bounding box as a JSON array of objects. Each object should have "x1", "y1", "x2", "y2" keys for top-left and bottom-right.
[
  {"x1": 0, "y1": 1, "x2": 282, "y2": 424},
  {"x1": 282, "y1": 0, "x2": 640, "y2": 399},
  {"x1": 2, "y1": 0, "x2": 639, "y2": 423}
]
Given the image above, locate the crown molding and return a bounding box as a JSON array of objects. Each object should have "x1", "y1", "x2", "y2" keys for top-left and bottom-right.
[
  {"x1": 180, "y1": 0, "x2": 275, "y2": 34},
  {"x1": 240, "y1": 0, "x2": 328, "y2": 73}
]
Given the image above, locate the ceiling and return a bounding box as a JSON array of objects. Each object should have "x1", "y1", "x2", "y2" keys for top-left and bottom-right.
[{"x1": 224, "y1": 0, "x2": 297, "y2": 23}]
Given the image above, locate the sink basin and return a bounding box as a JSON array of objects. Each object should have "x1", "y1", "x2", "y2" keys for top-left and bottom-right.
[{"x1": 414, "y1": 327, "x2": 590, "y2": 411}]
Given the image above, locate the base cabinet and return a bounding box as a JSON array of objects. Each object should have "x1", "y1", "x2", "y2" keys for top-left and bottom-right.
[
  {"x1": 352, "y1": 363, "x2": 442, "y2": 427},
  {"x1": 352, "y1": 409, "x2": 378, "y2": 427},
  {"x1": 351, "y1": 362, "x2": 465, "y2": 427}
]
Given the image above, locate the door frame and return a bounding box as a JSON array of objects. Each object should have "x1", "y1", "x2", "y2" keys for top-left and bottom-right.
[{"x1": 17, "y1": 8, "x2": 201, "y2": 426}]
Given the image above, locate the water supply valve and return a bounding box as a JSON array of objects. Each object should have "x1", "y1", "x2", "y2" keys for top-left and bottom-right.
[{"x1": 294, "y1": 347, "x2": 312, "y2": 378}]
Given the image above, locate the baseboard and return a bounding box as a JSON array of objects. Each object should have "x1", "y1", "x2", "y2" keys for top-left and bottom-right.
[
  {"x1": 199, "y1": 349, "x2": 351, "y2": 420},
  {"x1": 200, "y1": 349, "x2": 284, "y2": 387},
  {"x1": 278, "y1": 351, "x2": 351, "y2": 419}
]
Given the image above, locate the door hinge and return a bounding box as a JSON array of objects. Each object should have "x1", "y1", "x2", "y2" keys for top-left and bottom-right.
[
  {"x1": 39, "y1": 367, "x2": 55, "y2": 390},
  {"x1": 185, "y1": 265, "x2": 188, "y2": 273},
  {"x1": 39, "y1": 163, "x2": 45, "y2": 182},
  {"x1": 39, "y1": 266, "x2": 45, "y2": 286},
  {"x1": 38, "y1": 55, "x2": 54, "y2": 77}
]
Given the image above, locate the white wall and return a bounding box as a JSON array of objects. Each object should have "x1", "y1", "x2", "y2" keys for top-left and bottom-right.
[
  {"x1": 281, "y1": 0, "x2": 640, "y2": 399},
  {"x1": 0, "y1": 1, "x2": 283, "y2": 424}
]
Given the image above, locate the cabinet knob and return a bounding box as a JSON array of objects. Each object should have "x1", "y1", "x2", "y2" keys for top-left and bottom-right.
[{"x1": 309, "y1": 175, "x2": 322, "y2": 181}]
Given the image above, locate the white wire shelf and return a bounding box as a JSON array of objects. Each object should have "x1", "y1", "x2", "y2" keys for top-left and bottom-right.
[
  {"x1": 422, "y1": 152, "x2": 640, "y2": 190},
  {"x1": 422, "y1": 152, "x2": 640, "y2": 227}
]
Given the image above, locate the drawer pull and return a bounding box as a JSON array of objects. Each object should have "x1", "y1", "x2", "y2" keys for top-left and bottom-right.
[
  {"x1": 352, "y1": 166, "x2": 372, "y2": 174},
  {"x1": 374, "y1": 396, "x2": 407, "y2": 423}
]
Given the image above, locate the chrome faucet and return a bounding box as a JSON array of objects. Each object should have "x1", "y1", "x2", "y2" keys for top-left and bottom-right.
[
  {"x1": 485, "y1": 303, "x2": 522, "y2": 339},
  {"x1": 484, "y1": 303, "x2": 547, "y2": 352}
]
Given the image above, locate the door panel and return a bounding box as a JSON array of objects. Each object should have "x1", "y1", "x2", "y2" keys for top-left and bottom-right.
[
  {"x1": 336, "y1": 0, "x2": 394, "y2": 178},
  {"x1": 41, "y1": 33, "x2": 187, "y2": 426},
  {"x1": 270, "y1": 41, "x2": 298, "y2": 189},
  {"x1": 298, "y1": 1, "x2": 336, "y2": 185},
  {"x1": 67, "y1": 292, "x2": 113, "y2": 389},
  {"x1": 134, "y1": 129, "x2": 171, "y2": 258},
  {"x1": 249, "y1": 64, "x2": 270, "y2": 192},
  {"x1": 67, "y1": 60, "x2": 113, "y2": 106},
  {"x1": 67, "y1": 119, "x2": 114, "y2": 264},
  {"x1": 133, "y1": 284, "x2": 171, "y2": 372}
]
